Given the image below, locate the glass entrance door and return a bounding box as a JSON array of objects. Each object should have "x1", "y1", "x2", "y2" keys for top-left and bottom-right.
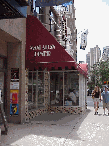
[{"x1": 0, "y1": 72, "x2": 4, "y2": 103}]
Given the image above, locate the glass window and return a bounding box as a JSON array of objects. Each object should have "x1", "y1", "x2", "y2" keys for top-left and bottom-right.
[
  {"x1": 50, "y1": 71, "x2": 79, "y2": 106},
  {"x1": 36, "y1": 7, "x2": 39, "y2": 13},
  {"x1": 50, "y1": 72, "x2": 63, "y2": 106},
  {"x1": 33, "y1": 72, "x2": 36, "y2": 103},
  {"x1": 28, "y1": 85, "x2": 32, "y2": 102},
  {"x1": 0, "y1": 58, "x2": 3, "y2": 69},
  {"x1": 33, "y1": 72, "x2": 36, "y2": 85},
  {"x1": 28, "y1": 72, "x2": 36, "y2": 109},
  {"x1": 64, "y1": 72, "x2": 70, "y2": 105},
  {"x1": 38, "y1": 72, "x2": 44, "y2": 106},
  {"x1": 28, "y1": 72, "x2": 32, "y2": 85},
  {"x1": 28, "y1": 72, "x2": 32, "y2": 104},
  {"x1": 64, "y1": 71, "x2": 79, "y2": 106},
  {"x1": 28, "y1": 71, "x2": 45, "y2": 109},
  {"x1": 0, "y1": 72, "x2": 4, "y2": 103}
]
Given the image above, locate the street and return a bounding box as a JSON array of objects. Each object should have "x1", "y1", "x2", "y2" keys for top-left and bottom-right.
[{"x1": 1, "y1": 96, "x2": 109, "y2": 146}]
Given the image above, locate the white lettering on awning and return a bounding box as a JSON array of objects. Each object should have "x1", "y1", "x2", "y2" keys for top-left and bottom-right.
[
  {"x1": 30, "y1": 44, "x2": 55, "y2": 50},
  {"x1": 30, "y1": 44, "x2": 55, "y2": 57},
  {"x1": 34, "y1": 51, "x2": 51, "y2": 57}
]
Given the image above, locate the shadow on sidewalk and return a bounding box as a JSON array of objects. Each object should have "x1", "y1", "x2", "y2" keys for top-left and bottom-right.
[
  {"x1": 64, "y1": 108, "x2": 92, "y2": 141},
  {"x1": 1, "y1": 109, "x2": 92, "y2": 145}
]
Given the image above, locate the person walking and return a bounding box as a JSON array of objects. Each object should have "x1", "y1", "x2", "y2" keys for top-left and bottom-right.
[
  {"x1": 92, "y1": 86, "x2": 96, "y2": 110},
  {"x1": 101, "y1": 86, "x2": 109, "y2": 115},
  {"x1": 92, "y1": 85, "x2": 101, "y2": 115}
]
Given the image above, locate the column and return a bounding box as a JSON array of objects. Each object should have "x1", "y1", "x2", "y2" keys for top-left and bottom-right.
[{"x1": 25, "y1": 68, "x2": 29, "y2": 122}]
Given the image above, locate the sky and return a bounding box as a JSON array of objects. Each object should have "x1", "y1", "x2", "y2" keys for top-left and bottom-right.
[{"x1": 74, "y1": 0, "x2": 109, "y2": 63}]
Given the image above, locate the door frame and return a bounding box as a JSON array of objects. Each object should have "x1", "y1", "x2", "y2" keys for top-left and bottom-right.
[{"x1": 0, "y1": 55, "x2": 7, "y2": 114}]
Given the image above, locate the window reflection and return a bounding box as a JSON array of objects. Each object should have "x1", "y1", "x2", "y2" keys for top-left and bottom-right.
[
  {"x1": 50, "y1": 72, "x2": 63, "y2": 106},
  {"x1": 0, "y1": 58, "x2": 3, "y2": 68},
  {"x1": 28, "y1": 72, "x2": 32, "y2": 85},
  {"x1": 50, "y1": 71, "x2": 79, "y2": 106},
  {"x1": 33, "y1": 73, "x2": 36, "y2": 103},
  {"x1": 28, "y1": 71, "x2": 45, "y2": 109},
  {"x1": 38, "y1": 72, "x2": 44, "y2": 106},
  {"x1": 65, "y1": 72, "x2": 79, "y2": 106},
  {"x1": 28, "y1": 85, "x2": 32, "y2": 102}
]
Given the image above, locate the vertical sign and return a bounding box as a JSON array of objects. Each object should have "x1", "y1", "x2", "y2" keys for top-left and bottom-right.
[
  {"x1": 80, "y1": 29, "x2": 88, "y2": 50},
  {"x1": 10, "y1": 68, "x2": 19, "y2": 115}
]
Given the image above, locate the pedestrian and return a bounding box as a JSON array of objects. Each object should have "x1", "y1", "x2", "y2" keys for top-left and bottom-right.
[
  {"x1": 101, "y1": 88, "x2": 103, "y2": 93},
  {"x1": 92, "y1": 86, "x2": 96, "y2": 109},
  {"x1": 88, "y1": 89, "x2": 89, "y2": 96},
  {"x1": 92, "y1": 85, "x2": 101, "y2": 115},
  {"x1": 101, "y1": 86, "x2": 109, "y2": 115},
  {"x1": 89, "y1": 89, "x2": 91, "y2": 96}
]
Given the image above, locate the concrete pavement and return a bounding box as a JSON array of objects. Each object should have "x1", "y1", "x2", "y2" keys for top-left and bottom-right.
[
  {"x1": 0, "y1": 112, "x2": 85, "y2": 146},
  {"x1": 1, "y1": 97, "x2": 109, "y2": 146}
]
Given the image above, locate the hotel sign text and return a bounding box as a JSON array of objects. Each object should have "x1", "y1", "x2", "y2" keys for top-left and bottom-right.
[{"x1": 30, "y1": 44, "x2": 55, "y2": 57}]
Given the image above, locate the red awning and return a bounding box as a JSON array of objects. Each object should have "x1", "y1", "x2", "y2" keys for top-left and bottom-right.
[
  {"x1": 26, "y1": 15, "x2": 87, "y2": 77},
  {"x1": 79, "y1": 63, "x2": 88, "y2": 78}
]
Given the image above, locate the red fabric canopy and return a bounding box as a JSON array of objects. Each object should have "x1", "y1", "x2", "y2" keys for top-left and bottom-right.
[
  {"x1": 26, "y1": 15, "x2": 76, "y2": 65},
  {"x1": 79, "y1": 63, "x2": 88, "y2": 78},
  {"x1": 26, "y1": 15, "x2": 87, "y2": 77}
]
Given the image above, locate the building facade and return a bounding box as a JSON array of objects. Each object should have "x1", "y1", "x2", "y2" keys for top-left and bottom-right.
[
  {"x1": 25, "y1": 14, "x2": 88, "y2": 122},
  {"x1": 0, "y1": 0, "x2": 29, "y2": 127},
  {"x1": 102, "y1": 46, "x2": 109, "y2": 61},
  {"x1": 34, "y1": 2, "x2": 77, "y2": 61},
  {"x1": 53, "y1": 4, "x2": 77, "y2": 61},
  {"x1": 90, "y1": 45, "x2": 101, "y2": 70},
  {"x1": 0, "y1": 0, "x2": 88, "y2": 126},
  {"x1": 86, "y1": 52, "x2": 90, "y2": 71}
]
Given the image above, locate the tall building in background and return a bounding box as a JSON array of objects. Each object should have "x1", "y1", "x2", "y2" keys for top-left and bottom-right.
[
  {"x1": 102, "y1": 46, "x2": 109, "y2": 61},
  {"x1": 86, "y1": 45, "x2": 101, "y2": 71},
  {"x1": 93, "y1": 45, "x2": 101, "y2": 63},
  {"x1": 86, "y1": 52, "x2": 90, "y2": 71}
]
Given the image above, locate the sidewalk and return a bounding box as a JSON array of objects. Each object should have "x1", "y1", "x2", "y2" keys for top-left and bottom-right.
[{"x1": 1, "y1": 105, "x2": 109, "y2": 146}]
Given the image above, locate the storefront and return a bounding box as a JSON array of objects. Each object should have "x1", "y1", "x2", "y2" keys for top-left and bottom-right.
[
  {"x1": 0, "y1": 14, "x2": 88, "y2": 124},
  {"x1": 25, "y1": 15, "x2": 88, "y2": 122},
  {"x1": 27, "y1": 69, "x2": 79, "y2": 108}
]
